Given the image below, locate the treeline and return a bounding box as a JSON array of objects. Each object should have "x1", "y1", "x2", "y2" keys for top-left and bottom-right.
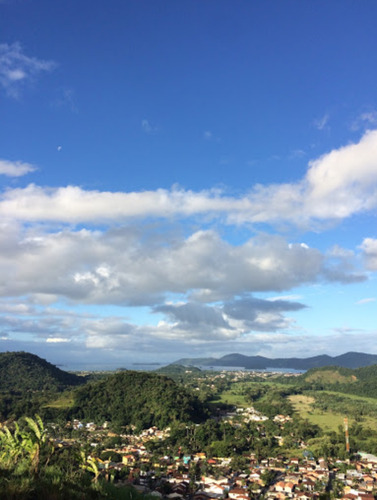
[{"x1": 243, "y1": 384, "x2": 297, "y2": 417}]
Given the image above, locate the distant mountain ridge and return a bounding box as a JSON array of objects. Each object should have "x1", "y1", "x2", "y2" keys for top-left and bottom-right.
[{"x1": 175, "y1": 351, "x2": 377, "y2": 370}]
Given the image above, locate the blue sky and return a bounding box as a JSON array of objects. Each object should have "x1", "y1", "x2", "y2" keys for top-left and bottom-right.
[{"x1": 0, "y1": 0, "x2": 377, "y2": 369}]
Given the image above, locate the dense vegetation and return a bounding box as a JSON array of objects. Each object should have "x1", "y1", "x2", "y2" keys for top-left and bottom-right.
[
  {"x1": 4, "y1": 351, "x2": 377, "y2": 460},
  {"x1": 0, "y1": 352, "x2": 84, "y2": 392},
  {"x1": 70, "y1": 370, "x2": 207, "y2": 430},
  {"x1": 0, "y1": 415, "x2": 152, "y2": 500},
  {"x1": 288, "y1": 364, "x2": 377, "y2": 399},
  {"x1": 0, "y1": 352, "x2": 87, "y2": 422}
]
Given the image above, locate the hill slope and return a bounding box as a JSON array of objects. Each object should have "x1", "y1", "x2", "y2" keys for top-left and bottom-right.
[
  {"x1": 0, "y1": 351, "x2": 84, "y2": 392},
  {"x1": 294, "y1": 364, "x2": 377, "y2": 398},
  {"x1": 70, "y1": 370, "x2": 206, "y2": 430}
]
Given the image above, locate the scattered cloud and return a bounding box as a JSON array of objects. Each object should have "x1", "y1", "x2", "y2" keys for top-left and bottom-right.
[
  {"x1": 142, "y1": 119, "x2": 158, "y2": 134},
  {"x1": 360, "y1": 238, "x2": 377, "y2": 271},
  {"x1": 203, "y1": 130, "x2": 220, "y2": 142},
  {"x1": 314, "y1": 113, "x2": 329, "y2": 131},
  {"x1": 267, "y1": 294, "x2": 302, "y2": 302},
  {"x1": 0, "y1": 159, "x2": 36, "y2": 177},
  {"x1": 289, "y1": 149, "x2": 306, "y2": 159},
  {"x1": 53, "y1": 88, "x2": 78, "y2": 113},
  {"x1": 2, "y1": 312, "x2": 377, "y2": 366},
  {"x1": 351, "y1": 111, "x2": 377, "y2": 131},
  {"x1": 356, "y1": 297, "x2": 376, "y2": 305},
  {"x1": 0, "y1": 42, "x2": 56, "y2": 97}
]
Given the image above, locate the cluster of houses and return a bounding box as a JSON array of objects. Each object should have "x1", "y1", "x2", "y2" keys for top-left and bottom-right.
[{"x1": 61, "y1": 420, "x2": 377, "y2": 499}]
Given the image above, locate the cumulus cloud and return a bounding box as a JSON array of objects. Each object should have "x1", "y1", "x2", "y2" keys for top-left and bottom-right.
[
  {"x1": 0, "y1": 42, "x2": 55, "y2": 97},
  {"x1": 152, "y1": 296, "x2": 307, "y2": 341},
  {"x1": 322, "y1": 244, "x2": 366, "y2": 284},
  {"x1": 0, "y1": 159, "x2": 36, "y2": 177},
  {"x1": 0, "y1": 221, "x2": 365, "y2": 350},
  {"x1": 1, "y1": 130, "x2": 377, "y2": 227},
  {"x1": 0, "y1": 131, "x2": 375, "y2": 361},
  {"x1": 0, "y1": 224, "x2": 361, "y2": 308},
  {"x1": 360, "y1": 238, "x2": 377, "y2": 270},
  {"x1": 154, "y1": 302, "x2": 234, "y2": 340}
]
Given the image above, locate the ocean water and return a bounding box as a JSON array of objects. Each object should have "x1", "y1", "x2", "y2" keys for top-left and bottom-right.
[{"x1": 59, "y1": 362, "x2": 164, "y2": 372}]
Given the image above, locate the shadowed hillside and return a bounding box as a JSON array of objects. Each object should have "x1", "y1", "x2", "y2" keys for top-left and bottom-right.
[{"x1": 0, "y1": 351, "x2": 85, "y2": 392}]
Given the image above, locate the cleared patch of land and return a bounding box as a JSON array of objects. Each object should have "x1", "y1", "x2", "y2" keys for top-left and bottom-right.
[
  {"x1": 212, "y1": 388, "x2": 248, "y2": 407},
  {"x1": 289, "y1": 394, "x2": 344, "y2": 432},
  {"x1": 289, "y1": 392, "x2": 377, "y2": 433},
  {"x1": 45, "y1": 392, "x2": 74, "y2": 409},
  {"x1": 305, "y1": 369, "x2": 357, "y2": 384}
]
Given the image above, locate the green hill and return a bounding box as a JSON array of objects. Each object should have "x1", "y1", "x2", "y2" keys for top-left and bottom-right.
[
  {"x1": 0, "y1": 351, "x2": 85, "y2": 392},
  {"x1": 155, "y1": 363, "x2": 202, "y2": 376},
  {"x1": 303, "y1": 366, "x2": 357, "y2": 385},
  {"x1": 70, "y1": 370, "x2": 206, "y2": 430},
  {"x1": 295, "y1": 364, "x2": 377, "y2": 398}
]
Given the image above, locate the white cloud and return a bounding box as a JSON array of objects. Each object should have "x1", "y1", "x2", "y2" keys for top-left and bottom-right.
[
  {"x1": 54, "y1": 88, "x2": 78, "y2": 113},
  {"x1": 1, "y1": 292, "x2": 376, "y2": 363},
  {"x1": 289, "y1": 149, "x2": 306, "y2": 159},
  {"x1": 0, "y1": 42, "x2": 56, "y2": 97},
  {"x1": 351, "y1": 111, "x2": 377, "y2": 131},
  {"x1": 142, "y1": 119, "x2": 157, "y2": 133},
  {"x1": 203, "y1": 130, "x2": 220, "y2": 141},
  {"x1": 302, "y1": 130, "x2": 377, "y2": 219},
  {"x1": 1, "y1": 130, "x2": 376, "y2": 227},
  {"x1": 356, "y1": 298, "x2": 376, "y2": 305},
  {"x1": 46, "y1": 337, "x2": 70, "y2": 343},
  {"x1": 0, "y1": 223, "x2": 363, "y2": 310},
  {"x1": 360, "y1": 238, "x2": 377, "y2": 270},
  {"x1": 268, "y1": 294, "x2": 302, "y2": 302},
  {"x1": 314, "y1": 113, "x2": 329, "y2": 131},
  {"x1": 0, "y1": 159, "x2": 36, "y2": 177}
]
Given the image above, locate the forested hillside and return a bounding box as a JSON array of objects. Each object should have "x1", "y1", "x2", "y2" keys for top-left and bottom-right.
[
  {"x1": 292, "y1": 364, "x2": 377, "y2": 398},
  {"x1": 70, "y1": 370, "x2": 207, "y2": 430},
  {"x1": 0, "y1": 351, "x2": 84, "y2": 392}
]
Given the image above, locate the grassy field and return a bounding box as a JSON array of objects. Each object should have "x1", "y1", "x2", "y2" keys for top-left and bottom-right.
[
  {"x1": 289, "y1": 394, "x2": 346, "y2": 432},
  {"x1": 305, "y1": 370, "x2": 357, "y2": 385},
  {"x1": 211, "y1": 387, "x2": 249, "y2": 407},
  {"x1": 289, "y1": 392, "x2": 377, "y2": 432},
  {"x1": 44, "y1": 392, "x2": 75, "y2": 409}
]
